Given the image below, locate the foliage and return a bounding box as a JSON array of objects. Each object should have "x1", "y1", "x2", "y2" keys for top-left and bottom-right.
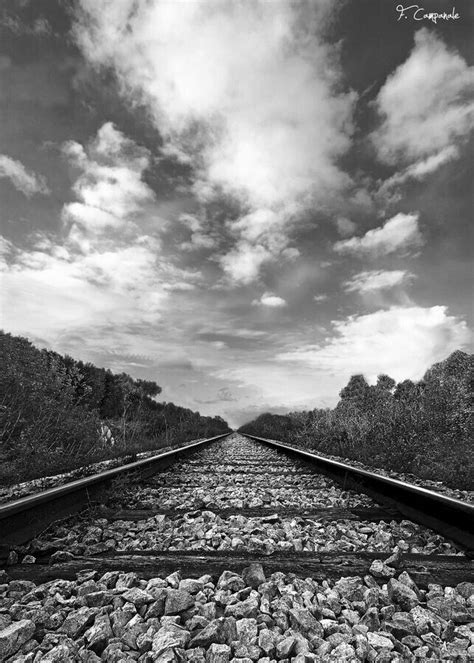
[
  {"x1": 239, "y1": 351, "x2": 473, "y2": 489},
  {"x1": 0, "y1": 331, "x2": 230, "y2": 484}
]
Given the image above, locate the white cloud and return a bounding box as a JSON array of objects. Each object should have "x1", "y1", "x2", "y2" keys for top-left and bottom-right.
[
  {"x1": 378, "y1": 146, "x2": 459, "y2": 201},
  {"x1": 181, "y1": 232, "x2": 217, "y2": 251},
  {"x1": 344, "y1": 269, "x2": 414, "y2": 294},
  {"x1": 1, "y1": 125, "x2": 201, "y2": 346},
  {"x1": 0, "y1": 235, "x2": 13, "y2": 258},
  {"x1": 0, "y1": 154, "x2": 49, "y2": 196},
  {"x1": 215, "y1": 362, "x2": 324, "y2": 413},
  {"x1": 197, "y1": 325, "x2": 268, "y2": 340},
  {"x1": 1, "y1": 235, "x2": 202, "y2": 344},
  {"x1": 179, "y1": 214, "x2": 203, "y2": 233},
  {"x1": 220, "y1": 209, "x2": 295, "y2": 284},
  {"x1": 372, "y1": 29, "x2": 474, "y2": 165},
  {"x1": 334, "y1": 212, "x2": 423, "y2": 258},
  {"x1": 313, "y1": 294, "x2": 328, "y2": 302},
  {"x1": 277, "y1": 306, "x2": 470, "y2": 383},
  {"x1": 220, "y1": 242, "x2": 273, "y2": 285},
  {"x1": 399, "y1": 146, "x2": 459, "y2": 180},
  {"x1": 62, "y1": 122, "x2": 154, "y2": 236},
  {"x1": 253, "y1": 293, "x2": 287, "y2": 308},
  {"x1": 336, "y1": 217, "x2": 357, "y2": 237},
  {"x1": 73, "y1": 0, "x2": 356, "y2": 282}
]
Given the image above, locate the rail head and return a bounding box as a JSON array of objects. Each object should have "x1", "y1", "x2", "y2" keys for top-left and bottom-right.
[
  {"x1": 0, "y1": 433, "x2": 230, "y2": 521},
  {"x1": 243, "y1": 433, "x2": 474, "y2": 519},
  {"x1": 242, "y1": 432, "x2": 474, "y2": 556},
  {"x1": 242, "y1": 433, "x2": 474, "y2": 553}
]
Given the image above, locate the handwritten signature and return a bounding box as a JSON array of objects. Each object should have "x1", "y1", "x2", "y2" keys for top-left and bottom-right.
[{"x1": 396, "y1": 4, "x2": 460, "y2": 23}]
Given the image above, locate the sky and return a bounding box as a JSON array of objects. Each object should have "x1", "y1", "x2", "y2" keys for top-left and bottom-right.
[{"x1": 0, "y1": 0, "x2": 473, "y2": 428}]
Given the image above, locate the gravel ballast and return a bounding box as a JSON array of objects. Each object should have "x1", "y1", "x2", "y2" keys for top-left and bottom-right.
[
  {"x1": 2, "y1": 434, "x2": 472, "y2": 661},
  {"x1": 0, "y1": 565, "x2": 473, "y2": 662},
  {"x1": 17, "y1": 435, "x2": 460, "y2": 560}
]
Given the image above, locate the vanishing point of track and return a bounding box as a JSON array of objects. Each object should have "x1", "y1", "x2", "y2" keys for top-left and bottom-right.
[
  {"x1": 1, "y1": 433, "x2": 473, "y2": 585},
  {"x1": 2, "y1": 432, "x2": 474, "y2": 662}
]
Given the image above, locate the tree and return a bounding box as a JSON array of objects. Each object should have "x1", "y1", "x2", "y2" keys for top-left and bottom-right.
[
  {"x1": 376, "y1": 374, "x2": 396, "y2": 393},
  {"x1": 338, "y1": 374, "x2": 371, "y2": 411}
]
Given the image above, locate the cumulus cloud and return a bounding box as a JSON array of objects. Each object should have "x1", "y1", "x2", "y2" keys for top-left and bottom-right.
[
  {"x1": 220, "y1": 242, "x2": 273, "y2": 285},
  {"x1": 0, "y1": 235, "x2": 13, "y2": 259},
  {"x1": 372, "y1": 29, "x2": 474, "y2": 165},
  {"x1": 344, "y1": 269, "x2": 414, "y2": 294},
  {"x1": 196, "y1": 325, "x2": 268, "y2": 341},
  {"x1": 277, "y1": 306, "x2": 470, "y2": 382},
  {"x1": 336, "y1": 217, "x2": 357, "y2": 237},
  {"x1": 62, "y1": 122, "x2": 154, "y2": 236},
  {"x1": 178, "y1": 213, "x2": 217, "y2": 250},
  {"x1": 73, "y1": 0, "x2": 356, "y2": 282},
  {"x1": 1, "y1": 234, "x2": 202, "y2": 344},
  {"x1": 181, "y1": 233, "x2": 217, "y2": 252},
  {"x1": 1, "y1": 123, "x2": 202, "y2": 346},
  {"x1": 334, "y1": 213, "x2": 423, "y2": 258},
  {"x1": 377, "y1": 146, "x2": 459, "y2": 203},
  {"x1": 253, "y1": 293, "x2": 287, "y2": 308},
  {"x1": 0, "y1": 154, "x2": 49, "y2": 196}
]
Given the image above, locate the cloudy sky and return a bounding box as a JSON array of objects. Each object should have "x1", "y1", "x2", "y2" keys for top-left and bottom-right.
[{"x1": 1, "y1": 0, "x2": 473, "y2": 427}]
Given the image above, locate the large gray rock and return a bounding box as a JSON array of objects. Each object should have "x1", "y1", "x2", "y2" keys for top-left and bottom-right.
[
  {"x1": 353, "y1": 633, "x2": 370, "y2": 660},
  {"x1": 147, "y1": 597, "x2": 167, "y2": 619},
  {"x1": 0, "y1": 620, "x2": 35, "y2": 662},
  {"x1": 49, "y1": 551, "x2": 74, "y2": 565},
  {"x1": 179, "y1": 579, "x2": 204, "y2": 595},
  {"x1": 84, "y1": 614, "x2": 113, "y2": 654},
  {"x1": 60, "y1": 607, "x2": 97, "y2": 638},
  {"x1": 384, "y1": 613, "x2": 416, "y2": 639},
  {"x1": 367, "y1": 631, "x2": 394, "y2": 650},
  {"x1": 397, "y1": 571, "x2": 421, "y2": 597},
  {"x1": 115, "y1": 572, "x2": 139, "y2": 589},
  {"x1": 359, "y1": 607, "x2": 380, "y2": 631},
  {"x1": 224, "y1": 598, "x2": 259, "y2": 619},
  {"x1": 216, "y1": 571, "x2": 245, "y2": 593},
  {"x1": 257, "y1": 629, "x2": 276, "y2": 656},
  {"x1": 205, "y1": 643, "x2": 230, "y2": 663},
  {"x1": 121, "y1": 614, "x2": 148, "y2": 650},
  {"x1": 426, "y1": 596, "x2": 471, "y2": 623},
  {"x1": 235, "y1": 618, "x2": 258, "y2": 646},
  {"x1": 165, "y1": 589, "x2": 195, "y2": 615},
  {"x1": 110, "y1": 607, "x2": 135, "y2": 637},
  {"x1": 84, "y1": 591, "x2": 111, "y2": 608},
  {"x1": 185, "y1": 647, "x2": 206, "y2": 663},
  {"x1": 152, "y1": 624, "x2": 191, "y2": 656},
  {"x1": 387, "y1": 578, "x2": 419, "y2": 611},
  {"x1": 329, "y1": 643, "x2": 356, "y2": 660},
  {"x1": 122, "y1": 587, "x2": 155, "y2": 608},
  {"x1": 456, "y1": 582, "x2": 474, "y2": 599},
  {"x1": 333, "y1": 577, "x2": 365, "y2": 602},
  {"x1": 276, "y1": 636, "x2": 296, "y2": 658},
  {"x1": 0, "y1": 618, "x2": 10, "y2": 633},
  {"x1": 40, "y1": 643, "x2": 79, "y2": 662},
  {"x1": 190, "y1": 618, "x2": 237, "y2": 648},
  {"x1": 242, "y1": 564, "x2": 266, "y2": 589},
  {"x1": 101, "y1": 641, "x2": 127, "y2": 662},
  {"x1": 410, "y1": 605, "x2": 438, "y2": 636},
  {"x1": 288, "y1": 608, "x2": 323, "y2": 639},
  {"x1": 369, "y1": 559, "x2": 395, "y2": 578}
]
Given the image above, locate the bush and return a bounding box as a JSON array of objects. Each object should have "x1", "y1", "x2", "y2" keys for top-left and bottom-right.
[
  {"x1": 239, "y1": 351, "x2": 473, "y2": 489},
  {"x1": 0, "y1": 331, "x2": 230, "y2": 484}
]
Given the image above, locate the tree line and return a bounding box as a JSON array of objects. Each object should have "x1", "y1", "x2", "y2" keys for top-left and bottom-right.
[
  {"x1": 0, "y1": 331, "x2": 230, "y2": 483},
  {"x1": 239, "y1": 351, "x2": 473, "y2": 489}
]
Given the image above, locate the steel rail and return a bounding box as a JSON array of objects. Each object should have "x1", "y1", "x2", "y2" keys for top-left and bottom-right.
[
  {"x1": 243, "y1": 433, "x2": 474, "y2": 554},
  {"x1": 0, "y1": 433, "x2": 230, "y2": 545}
]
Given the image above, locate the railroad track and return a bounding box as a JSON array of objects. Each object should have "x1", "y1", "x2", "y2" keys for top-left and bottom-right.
[{"x1": 1, "y1": 432, "x2": 473, "y2": 661}]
